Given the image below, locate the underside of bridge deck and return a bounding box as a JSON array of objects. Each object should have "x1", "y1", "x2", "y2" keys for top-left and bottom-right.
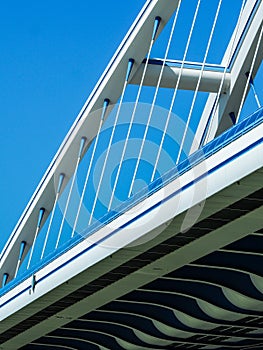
[{"x1": 1, "y1": 168, "x2": 263, "y2": 350}]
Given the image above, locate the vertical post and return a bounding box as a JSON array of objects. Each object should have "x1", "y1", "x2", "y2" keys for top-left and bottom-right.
[
  {"x1": 14, "y1": 241, "x2": 26, "y2": 278},
  {"x1": 101, "y1": 98, "x2": 110, "y2": 121},
  {"x1": 152, "y1": 16, "x2": 161, "y2": 41},
  {"x1": 57, "y1": 173, "x2": 65, "y2": 194},
  {"x1": 78, "y1": 137, "x2": 87, "y2": 158},
  {"x1": 37, "y1": 208, "x2": 45, "y2": 229},
  {"x1": 31, "y1": 274, "x2": 37, "y2": 293},
  {"x1": 2, "y1": 273, "x2": 8, "y2": 287},
  {"x1": 125, "y1": 59, "x2": 135, "y2": 82}
]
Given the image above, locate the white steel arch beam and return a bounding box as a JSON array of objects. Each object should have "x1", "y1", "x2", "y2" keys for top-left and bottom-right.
[
  {"x1": 191, "y1": 0, "x2": 263, "y2": 152},
  {"x1": 0, "y1": 0, "x2": 180, "y2": 282}
]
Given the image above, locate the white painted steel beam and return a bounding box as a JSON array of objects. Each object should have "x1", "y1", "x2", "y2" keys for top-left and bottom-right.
[
  {"x1": 191, "y1": 0, "x2": 263, "y2": 153},
  {"x1": 130, "y1": 59, "x2": 231, "y2": 93}
]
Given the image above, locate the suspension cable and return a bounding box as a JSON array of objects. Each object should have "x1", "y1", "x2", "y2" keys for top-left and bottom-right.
[
  {"x1": 108, "y1": 13, "x2": 178, "y2": 209},
  {"x1": 71, "y1": 99, "x2": 109, "y2": 238},
  {"x1": 176, "y1": 0, "x2": 223, "y2": 164},
  {"x1": 27, "y1": 208, "x2": 45, "y2": 269},
  {"x1": 150, "y1": 0, "x2": 201, "y2": 182},
  {"x1": 55, "y1": 137, "x2": 86, "y2": 249},
  {"x1": 107, "y1": 18, "x2": 162, "y2": 210},
  {"x1": 41, "y1": 174, "x2": 64, "y2": 259},
  {"x1": 88, "y1": 60, "x2": 134, "y2": 225}
]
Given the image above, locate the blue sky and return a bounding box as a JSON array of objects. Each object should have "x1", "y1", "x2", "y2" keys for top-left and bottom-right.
[{"x1": 0, "y1": 1, "x2": 145, "y2": 251}]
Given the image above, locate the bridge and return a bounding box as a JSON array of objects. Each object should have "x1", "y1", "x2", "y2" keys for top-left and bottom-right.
[{"x1": 1, "y1": 0, "x2": 263, "y2": 349}]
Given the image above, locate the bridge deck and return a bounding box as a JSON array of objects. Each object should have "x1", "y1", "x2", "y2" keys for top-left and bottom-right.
[
  {"x1": 0, "y1": 107, "x2": 263, "y2": 349},
  {"x1": 1, "y1": 106, "x2": 262, "y2": 299}
]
